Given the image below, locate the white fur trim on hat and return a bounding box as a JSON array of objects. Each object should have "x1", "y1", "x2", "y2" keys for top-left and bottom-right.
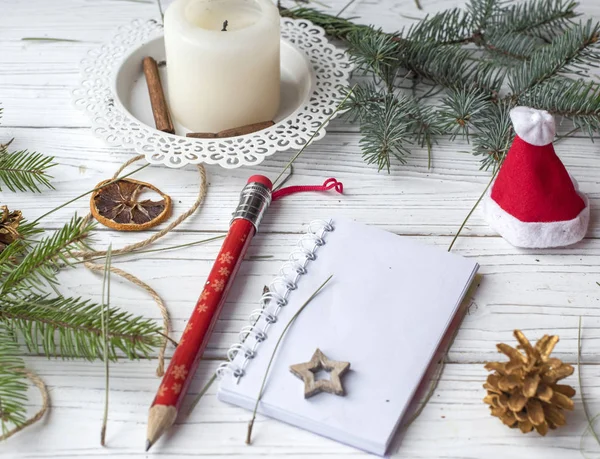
[
  {"x1": 482, "y1": 177, "x2": 590, "y2": 248},
  {"x1": 510, "y1": 107, "x2": 555, "y2": 146}
]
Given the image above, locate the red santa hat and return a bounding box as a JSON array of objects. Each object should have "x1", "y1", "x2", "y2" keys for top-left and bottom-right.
[{"x1": 482, "y1": 107, "x2": 590, "y2": 248}]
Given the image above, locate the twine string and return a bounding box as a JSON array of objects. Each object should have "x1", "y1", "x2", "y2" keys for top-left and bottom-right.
[
  {"x1": 73, "y1": 155, "x2": 208, "y2": 376},
  {"x1": 0, "y1": 368, "x2": 49, "y2": 441},
  {"x1": 82, "y1": 261, "x2": 172, "y2": 376}
]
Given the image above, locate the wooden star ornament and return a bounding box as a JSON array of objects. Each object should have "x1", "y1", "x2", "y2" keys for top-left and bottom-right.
[{"x1": 290, "y1": 348, "x2": 351, "y2": 398}]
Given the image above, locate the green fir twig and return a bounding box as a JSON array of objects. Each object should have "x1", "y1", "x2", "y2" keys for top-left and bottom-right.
[
  {"x1": 1, "y1": 215, "x2": 94, "y2": 293},
  {"x1": 0, "y1": 294, "x2": 162, "y2": 361},
  {"x1": 282, "y1": 1, "x2": 600, "y2": 172},
  {"x1": 0, "y1": 324, "x2": 27, "y2": 436},
  {"x1": 0, "y1": 150, "x2": 55, "y2": 193}
]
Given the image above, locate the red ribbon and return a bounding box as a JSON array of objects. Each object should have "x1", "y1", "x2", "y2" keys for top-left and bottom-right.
[{"x1": 272, "y1": 178, "x2": 344, "y2": 201}]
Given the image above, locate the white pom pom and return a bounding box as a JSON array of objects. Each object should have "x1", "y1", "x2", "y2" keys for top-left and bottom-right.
[{"x1": 510, "y1": 106, "x2": 555, "y2": 146}]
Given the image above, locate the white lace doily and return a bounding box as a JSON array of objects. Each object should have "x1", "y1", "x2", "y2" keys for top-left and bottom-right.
[{"x1": 73, "y1": 18, "x2": 352, "y2": 169}]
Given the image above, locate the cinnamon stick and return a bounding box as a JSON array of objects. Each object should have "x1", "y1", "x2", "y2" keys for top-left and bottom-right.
[
  {"x1": 143, "y1": 56, "x2": 174, "y2": 134},
  {"x1": 218, "y1": 120, "x2": 274, "y2": 137},
  {"x1": 186, "y1": 132, "x2": 218, "y2": 139},
  {"x1": 186, "y1": 120, "x2": 274, "y2": 139}
]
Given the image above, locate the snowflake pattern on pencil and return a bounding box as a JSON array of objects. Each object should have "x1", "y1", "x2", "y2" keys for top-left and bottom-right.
[
  {"x1": 219, "y1": 251, "x2": 234, "y2": 264},
  {"x1": 179, "y1": 337, "x2": 185, "y2": 346},
  {"x1": 219, "y1": 267, "x2": 230, "y2": 277},
  {"x1": 172, "y1": 364, "x2": 188, "y2": 380},
  {"x1": 158, "y1": 384, "x2": 167, "y2": 397},
  {"x1": 197, "y1": 303, "x2": 208, "y2": 313},
  {"x1": 200, "y1": 290, "x2": 210, "y2": 301},
  {"x1": 213, "y1": 278, "x2": 226, "y2": 292},
  {"x1": 240, "y1": 234, "x2": 247, "y2": 243},
  {"x1": 172, "y1": 383, "x2": 182, "y2": 395},
  {"x1": 184, "y1": 323, "x2": 193, "y2": 334}
]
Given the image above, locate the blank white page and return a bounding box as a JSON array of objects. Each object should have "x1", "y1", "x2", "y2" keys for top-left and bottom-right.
[{"x1": 218, "y1": 217, "x2": 478, "y2": 455}]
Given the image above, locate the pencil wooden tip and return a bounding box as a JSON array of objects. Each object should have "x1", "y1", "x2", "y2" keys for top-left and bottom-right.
[{"x1": 146, "y1": 404, "x2": 177, "y2": 451}]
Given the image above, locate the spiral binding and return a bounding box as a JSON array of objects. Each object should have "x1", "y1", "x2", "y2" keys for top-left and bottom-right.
[{"x1": 216, "y1": 219, "x2": 334, "y2": 382}]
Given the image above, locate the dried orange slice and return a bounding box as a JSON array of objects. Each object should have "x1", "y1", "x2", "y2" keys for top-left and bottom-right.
[{"x1": 90, "y1": 178, "x2": 172, "y2": 231}]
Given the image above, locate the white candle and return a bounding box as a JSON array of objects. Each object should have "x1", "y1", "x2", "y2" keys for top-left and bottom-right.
[{"x1": 164, "y1": 0, "x2": 280, "y2": 133}]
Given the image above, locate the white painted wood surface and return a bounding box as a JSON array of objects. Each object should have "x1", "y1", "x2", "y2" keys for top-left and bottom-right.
[{"x1": 3, "y1": 0, "x2": 600, "y2": 457}]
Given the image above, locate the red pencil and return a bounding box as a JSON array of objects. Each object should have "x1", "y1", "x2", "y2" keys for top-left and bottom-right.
[{"x1": 146, "y1": 175, "x2": 273, "y2": 451}]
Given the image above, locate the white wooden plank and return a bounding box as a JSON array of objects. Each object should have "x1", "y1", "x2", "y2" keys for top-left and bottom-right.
[
  {"x1": 2, "y1": 358, "x2": 595, "y2": 458},
  {"x1": 5, "y1": 0, "x2": 600, "y2": 457},
  {"x1": 3, "y1": 230, "x2": 591, "y2": 364},
  {"x1": 2, "y1": 127, "x2": 600, "y2": 237}
]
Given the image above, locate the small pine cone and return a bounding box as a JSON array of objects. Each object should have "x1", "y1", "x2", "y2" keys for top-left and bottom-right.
[
  {"x1": 483, "y1": 330, "x2": 575, "y2": 435},
  {"x1": 0, "y1": 206, "x2": 23, "y2": 253}
]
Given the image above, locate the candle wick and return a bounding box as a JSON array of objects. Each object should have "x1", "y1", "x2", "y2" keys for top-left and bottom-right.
[{"x1": 221, "y1": 20, "x2": 228, "y2": 32}]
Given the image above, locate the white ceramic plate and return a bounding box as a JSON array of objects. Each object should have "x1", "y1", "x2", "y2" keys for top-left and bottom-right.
[{"x1": 73, "y1": 19, "x2": 352, "y2": 169}]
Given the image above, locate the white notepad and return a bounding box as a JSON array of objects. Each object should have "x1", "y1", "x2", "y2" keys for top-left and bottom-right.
[{"x1": 217, "y1": 217, "x2": 479, "y2": 456}]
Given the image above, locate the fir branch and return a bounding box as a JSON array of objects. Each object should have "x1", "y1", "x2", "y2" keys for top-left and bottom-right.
[
  {"x1": 0, "y1": 150, "x2": 55, "y2": 193},
  {"x1": 509, "y1": 19, "x2": 600, "y2": 94},
  {"x1": 407, "y1": 8, "x2": 474, "y2": 44},
  {"x1": 1, "y1": 216, "x2": 94, "y2": 294},
  {"x1": 470, "y1": 61, "x2": 506, "y2": 96},
  {"x1": 401, "y1": 41, "x2": 473, "y2": 88},
  {"x1": 483, "y1": 31, "x2": 544, "y2": 63},
  {"x1": 0, "y1": 323, "x2": 27, "y2": 435},
  {"x1": 340, "y1": 83, "x2": 383, "y2": 122},
  {"x1": 412, "y1": 104, "x2": 445, "y2": 164},
  {"x1": 0, "y1": 294, "x2": 162, "y2": 361},
  {"x1": 472, "y1": 101, "x2": 514, "y2": 169},
  {"x1": 439, "y1": 88, "x2": 493, "y2": 140},
  {"x1": 467, "y1": 0, "x2": 502, "y2": 33},
  {"x1": 285, "y1": 1, "x2": 600, "y2": 170},
  {"x1": 358, "y1": 94, "x2": 417, "y2": 172},
  {"x1": 495, "y1": 0, "x2": 578, "y2": 41},
  {"x1": 519, "y1": 77, "x2": 600, "y2": 136},
  {"x1": 347, "y1": 29, "x2": 400, "y2": 90},
  {"x1": 279, "y1": 6, "x2": 372, "y2": 41}
]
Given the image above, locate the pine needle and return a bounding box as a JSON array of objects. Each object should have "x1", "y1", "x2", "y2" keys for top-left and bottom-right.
[
  {"x1": 447, "y1": 165, "x2": 499, "y2": 252},
  {"x1": 187, "y1": 373, "x2": 217, "y2": 416},
  {"x1": 246, "y1": 275, "x2": 333, "y2": 445},
  {"x1": 272, "y1": 88, "x2": 354, "y2": 188},
  {"x1": 32, "y1": 163, "x2": 149, "y2": 224},
  {"x1": 69, "y1": 234, "x2": 227, "y2": 267},
  {"x1": 21, "y1": 37, "x2": 81, "y2": 42},
  {"x1": 100, "y1": 245, "x2": 112, "y2": 446},
  {"x1": 157, "y1": 0, "x2": 165, "y2": 20},
  {"x1": 336, "y1": 0, "x2": 355, "y2": 16}
]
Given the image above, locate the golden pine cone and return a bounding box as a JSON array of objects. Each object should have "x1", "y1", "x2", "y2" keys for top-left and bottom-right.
[
  {"x1": 0, "y1": 206, "x2": 23, "y2": 253},
  {"x1": 483, "y1": 330, "x2": 575, "y2": 435}
]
